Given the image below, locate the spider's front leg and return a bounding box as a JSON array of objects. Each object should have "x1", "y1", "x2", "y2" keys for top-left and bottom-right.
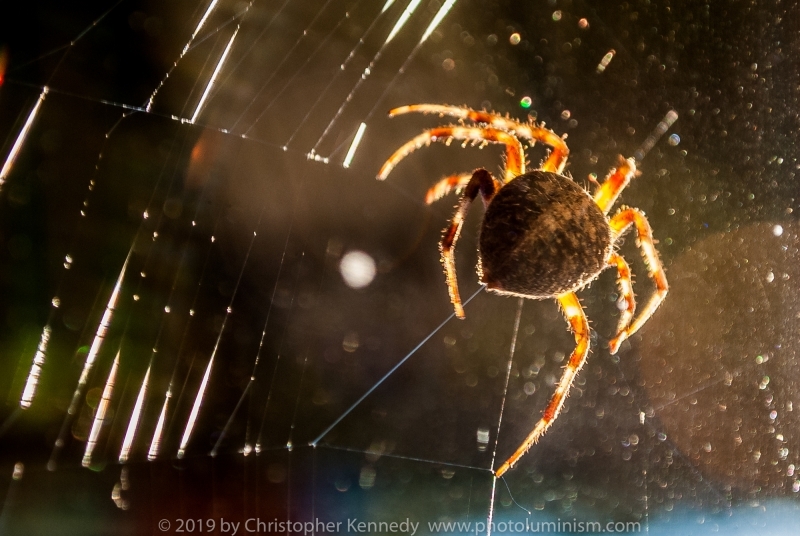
[
  {"x1": 593, "y1": 156, "x2": 638, "y2": 215},
  {"x1": 425, "y1": 173, "x2": 502, "y2": 205},
  {"x1": 441, "y1": 169, "x2": 497, "y2": 318},
  {"x1": 608, "y1": 208, "x2": 668, "y2": 353},
  {"x1": 494, "y1": 292, "x2": 590, "y2": 477}
]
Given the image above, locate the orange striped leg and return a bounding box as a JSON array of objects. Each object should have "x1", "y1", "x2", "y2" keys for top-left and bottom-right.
[
  {"x1": 608, "y1": 208, "x2": 668, "y2": 353},
  {"x1": 494, "y1": 292, "x2": 589, "y2": 477},
  {"x1": 425, "y1": 173, "x2": 502, "y2": 204},
  {"x1": 441, "y1": 169, "x2": 497, "y2": 318},
  {"x1": 593, "y1": 156, "x2": 638, "y2": 215},
  {"x1": 390, "y1": 104, "x2": 569, "y2": 174},
  {"x1": 608, "y1": 253, "x2": 636, "y2": 354},
  {"x1": 377, "y1": 126, "x2": 524, "y2": 183}
]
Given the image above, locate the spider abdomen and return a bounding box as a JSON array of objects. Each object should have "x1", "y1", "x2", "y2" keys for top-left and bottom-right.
[{"x1": 479, "y1": 170, "x2": 612, "y2": 298}]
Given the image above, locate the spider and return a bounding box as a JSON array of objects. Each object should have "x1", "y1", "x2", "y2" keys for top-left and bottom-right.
[{"x1": 377, "y1": 104, "x2": 668, "y2": 477}]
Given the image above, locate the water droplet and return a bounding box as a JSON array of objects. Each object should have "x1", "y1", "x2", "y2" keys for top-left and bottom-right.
[
  {"x1": 509, "y1": 32, "x2": 521, "y2": 45},
  {"x1": 520, "y1": 96, "x2": 532, "y2": 108},
  {"x1": 668, "y1": 133, "x2": 681, "y2": 146},
  {"x1": 773, "y1": 224, "x2": 783, "y2": 236},
  {"x1": 339, "y1": 251, "x2": 377, "y2": 289},
  {"x1": 552, "y1": 10, "x2": 562, "y2": 21}
]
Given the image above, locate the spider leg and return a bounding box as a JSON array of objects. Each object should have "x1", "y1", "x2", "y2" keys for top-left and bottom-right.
[
  {"x1": 608, "y1": 252, "x2": 636, "y2": 353},
  {"x1": 425, "y1": 173, "x2": 502, "y2": 205},
  {"x1": 390, "y1": 104, "x2": 569, "y2": 174},
  {"x1": 593, "y1": 156, "x2": 638, "y2": 214},
  {"x1": 378, "y1": 126, "x2": 524, "y2": 183},
  {"x1": 441, "y1": 169, "x2": 497, "y2": 318},
  {"x1": 494, "y1": 292, "x2": 589, "y2": 477},
  {"x1": 608, "y1": 208, "x2": 668, "y2": 354}
]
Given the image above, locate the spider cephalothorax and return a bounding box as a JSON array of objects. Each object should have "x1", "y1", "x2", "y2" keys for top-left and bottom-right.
[{"x1": 378, "y1": 104, "x2": 668, "y2": 476}]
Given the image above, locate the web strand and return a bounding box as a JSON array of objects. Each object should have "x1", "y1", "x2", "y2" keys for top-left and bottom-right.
[{"x1": 310, "y1": 285, "x2": 485, "y2": 446}]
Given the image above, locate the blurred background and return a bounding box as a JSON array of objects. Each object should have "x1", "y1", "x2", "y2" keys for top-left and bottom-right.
[{"x1": 0, "y1": 0, "x2": 799, "y2": 534}]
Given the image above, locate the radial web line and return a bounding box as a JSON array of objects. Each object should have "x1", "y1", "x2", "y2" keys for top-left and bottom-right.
[
  {"x1": 5, "y1": 0, "x2": 125, "y2": 80},
  {"x1": 211, "y1": 197, "x2": 295, "y2": 457},
  {"x1": 177, "y1": 216, "x2": 261, "y2": 458},
  {"x1": 319, "y1": 444, "x2": 487, "y2": 472},
  {"x1": 310, "y1": 284, "x2": 484, "y2": 446},
  {"x1": 83, "y1": 125, "x2": 197, "y2": 464},
  {"x1": 319, "y1": 0, "x2": 459, "y2": 160},
  {"x1": 308, "y1": 0, "x2": 425, "y2": 156},
  {"x1": 487, "y1": 298, "x2": 524, "y2": 535},
  {"x1": 242, "y1": 0, "x2": 366, "y2": 139},
  {"x1": 145, "y1": 0, "x2": 228, "y2": 111},
  {"x1": 231, "y1": 0, "x2": 338, "y2": 133},
  {"x1": 118, "y1": 124, "x2": 225, "y2": 462},
  {"x1": 239, "y1": 209, "x2": 296, "y2": 453},
  {"x1": 149, "y1": 221, "x2": 220, "y2": 460},
  {"x1": 255, "y1": 251, "x2": 306, "y2": 449},
  {"x1": 283, "y1": 0, "x2": 397, "y2": 149},
  {"x1": 283, "y1": 237, "x2": 329, "y2": 451},
  {"x1": 48, "y1": 248, "x2": 132, "y2": 470}
]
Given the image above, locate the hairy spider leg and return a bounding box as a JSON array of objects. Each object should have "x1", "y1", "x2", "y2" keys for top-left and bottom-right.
[
  {"x1": 494, "y1": 292, "x2": 590, "y2": 477},
  {"x1": 608, "y1": 252, "x2": 636, "y2": 352},
  {"x1": 441, "y1": 169, "x2": 497, "y2": 318},
  {"x1": 608, "y1": 208, "x2": 669, "y2": 354},
  {"x1": 425, "y1": 173, "x2": 503, "y2": 205},
  {"x1": 593, "y1": 156, "x2": 638, "y2": 215},
  {"x1": 390, "y1": 104, "x2": 570, "y2": 174},
  {"x1": 377, "y1": 126, "x2": 525, "y2": 183}
]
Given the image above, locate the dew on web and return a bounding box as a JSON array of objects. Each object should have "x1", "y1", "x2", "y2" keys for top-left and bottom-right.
[{"x1": 1, "y1": 1, "x2": 800, "y2": 534}]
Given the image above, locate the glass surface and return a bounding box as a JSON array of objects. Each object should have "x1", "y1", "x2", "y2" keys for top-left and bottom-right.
[{"x1": 0, "y1": 0, "x2": 798, "y2": 534}]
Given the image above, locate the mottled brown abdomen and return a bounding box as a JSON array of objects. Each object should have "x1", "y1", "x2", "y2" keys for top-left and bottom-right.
[{"x1": 479, "y1": 170, "x2": 612, "y2": 298}]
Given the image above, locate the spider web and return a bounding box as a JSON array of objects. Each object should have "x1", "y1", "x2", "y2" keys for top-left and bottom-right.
[{"x1": 0, "y1": 0, "x2": 799, "y2": 534}]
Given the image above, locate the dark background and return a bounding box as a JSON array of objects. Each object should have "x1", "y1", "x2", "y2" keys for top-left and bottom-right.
[{"x1": 0, "y1": 0, "x2": 799, "y2": 534}]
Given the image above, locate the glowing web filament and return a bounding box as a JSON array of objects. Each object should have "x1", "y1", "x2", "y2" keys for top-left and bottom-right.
[
  {"x1": 342, "y1": 123, "x2": 367, "y2": 168},
  {"x1": 0, "y1": 87, "x2": 48, "y2": 189},
  {"x1": 190, "y1": 26, "x2": 239, "y2": 124},
  {"x1": 118, "y1": 363, "x2": 151, "y2": 463},
  {"x1": 82, "y1": 350, "x2": 120, "y2": 467},
  {"x1": 20, "y1": 325, "x2": 52, "y2": 409},
  {"x1": 146, "y1": 0, "x2": 220, "y2": 111}
]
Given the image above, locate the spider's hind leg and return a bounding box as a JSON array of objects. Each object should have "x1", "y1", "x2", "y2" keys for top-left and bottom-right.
[
  {"x1": 494, "y1": 292, "x2": 590, "y2": 477},
  {"x1": 441, "y1": 169, "x2": 497, "y2": 318},
  {"x1": 608, "y1": 252, "x2": 636, "y2": 353},
  {"x1": 608, "y1": 208, "x2": 668, "y2": 353}
]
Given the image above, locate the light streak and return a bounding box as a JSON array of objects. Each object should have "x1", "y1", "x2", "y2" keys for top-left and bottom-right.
[
  {"x1": 118, "y1": 363, "x2": 151, "y2": 463},
  {"x1": 419, "y1": 0, "x2": 457, "y2": 44},
  {"x1": 177, "y1": 333, "x2": 223, "y2": 459},
  {"x1": 314, "y1": 0, "x2": 459, "y2": 157},
  {"x1": 596, "y1": 49, "x2": 615, "y2": 73},
  {"x1": 309, "y1": 0, "x2": 428, "y2": 153},
  {"x1": 147, "y1": 387, "x2": 171, "y2": 461},
  {"x1": 20, "y1": 325, "x2": 52, "y2": 409},
  {"x1": 190, "y1": 26, "x2": 239, "y2": 124},
  {"x1": 380, "y1": 0, "x2": 396, "y2": 14},
  {"x1": 634, "y1": 110, "x2": 678, "y2": 162},
  {"x1": 384, "y1": 0, "x2": 423, "y2": 44},
  {"x1": 185, "y1": 0, "x2": 219, "y2": 53},
  {"x1": 68, "y1": 250, "x2": 130, "y2": 417},
  {"x1": 0, "y1": 87, "x2": 48, "y2": 189},
  {"x1": 146, "y1": 0, "x2": 220, "y2": 111},
  {"x1": 82, "y1": 350, "x2": 120, "y2": 467},
  {"x1": 342, "y1": 123, "x2": 367, "y2": 168},
  {"x1": 284, "y1": 0, "x2": 397, "y2": 149}
]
